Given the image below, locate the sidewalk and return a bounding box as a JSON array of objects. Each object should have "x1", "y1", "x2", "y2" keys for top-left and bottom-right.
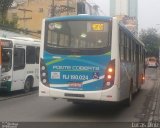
[
  {"x1": 141, "y1": 69, "x2": 160, "y2": 122},
  {"x1": 149, "y1": 78, "x2": 160, "y2": 122}
]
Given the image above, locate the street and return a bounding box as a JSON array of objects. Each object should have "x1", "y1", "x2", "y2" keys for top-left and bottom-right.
[
  {"x1": 0, "y1": 68, "x2": 159, "y2": 123},
  {"x1": 0, "y1": 0, "x2": 160, "y2": 128}
]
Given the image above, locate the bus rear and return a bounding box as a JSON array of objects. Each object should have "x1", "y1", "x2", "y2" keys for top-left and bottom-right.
[{"x1": 39, "y1": 16, "x2": 119, "y2": 102}]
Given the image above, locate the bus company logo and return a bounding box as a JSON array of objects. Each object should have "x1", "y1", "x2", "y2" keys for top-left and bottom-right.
[
  {"x1": 2, "y1": 122, "x2": 19, "y2": 128},
  {"x1": 92, "y1": 72, "x2": 99, "y2": 79},
  {"x1": 51, "y1": 72, "x2": 60, "y2": 79}
]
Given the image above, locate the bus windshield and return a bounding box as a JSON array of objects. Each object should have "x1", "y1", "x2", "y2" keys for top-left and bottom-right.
[
  {"x1": 2, "y1": 49, "x2": 12, "y2": 72},
  {"x1": 149, "y1": 58, "x2": 156, "y2": 62},
  {"x1": 45, "y1": 20, "x2": 112, "y2": 55}
]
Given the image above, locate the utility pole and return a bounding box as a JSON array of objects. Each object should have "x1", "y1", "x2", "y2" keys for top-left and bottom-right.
[
  {"x1": 67, "y1": 0, "x2": 69, "y2": 15},
  {"x1": 52, "y1": 0, "x2": 54, "y2": 16}
]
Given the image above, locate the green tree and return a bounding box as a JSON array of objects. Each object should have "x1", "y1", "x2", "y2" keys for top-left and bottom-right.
[
  {"x1": 139, "y1": 28, "x2": 160, "y2": 58},
  {"x1": 0, "y1": 0, "x2": 13, "y2": 23}
]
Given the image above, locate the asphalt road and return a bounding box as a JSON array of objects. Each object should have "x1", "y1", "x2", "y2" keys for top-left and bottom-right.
[{"x1": 0, "y1": 68, "x2": 157, "y2": 123}]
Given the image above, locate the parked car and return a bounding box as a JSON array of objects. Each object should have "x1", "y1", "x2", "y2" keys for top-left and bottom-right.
[{"x1": 146, "y1": 57, "x2": 158, "y2": 68}]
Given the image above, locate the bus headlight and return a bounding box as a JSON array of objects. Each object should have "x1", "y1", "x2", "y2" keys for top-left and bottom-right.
[
  {"x1": 40, "y1": 59, "x2": 49, "y2": 87},
  {"x1": 0, "y1": 76, "x2": 11, "y2": 82}
]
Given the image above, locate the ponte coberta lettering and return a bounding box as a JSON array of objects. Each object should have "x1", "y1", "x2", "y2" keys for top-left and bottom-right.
[{"x1": 53, "y1": 66, "x2": 99, "y2": 71}]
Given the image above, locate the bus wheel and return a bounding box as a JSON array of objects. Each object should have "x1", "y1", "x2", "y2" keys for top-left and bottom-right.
[
  {"x1": 125, "y1": 83, "x2": 133, "y2": 107},
  {"x1": 128, "y1": 88, "x2": 133, "y2": 106},
  {"x1": 24, "y1": 78, "x2": 32, "y2": 93}
]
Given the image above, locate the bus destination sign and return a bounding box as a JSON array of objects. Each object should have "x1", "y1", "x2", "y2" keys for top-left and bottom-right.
[
  {"x1": 0, "y1": 39, "x2": 13, "y2": 48},
  {"x1": 91, "y1": 23, "x2": 104, "y2": 31}
]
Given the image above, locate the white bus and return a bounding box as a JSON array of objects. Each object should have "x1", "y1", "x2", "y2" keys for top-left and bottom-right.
[
  {"x1": 39, "y1": 15, "x2": 145, "y2": 106},
  {"x1": 0, "y1": 37, "x2": 40, "y2": 92}
]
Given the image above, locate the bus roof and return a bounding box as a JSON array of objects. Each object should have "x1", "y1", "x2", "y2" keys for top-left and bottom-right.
[
  {"x1": 45, "y1": 15, "x2": 112, "y2": 22},
  {"x1": 0, "y1": 37, "x2": 40, "y2": 46},
  {"x1": 11, "y1": 37, "x2": 40, "y2": 42}
]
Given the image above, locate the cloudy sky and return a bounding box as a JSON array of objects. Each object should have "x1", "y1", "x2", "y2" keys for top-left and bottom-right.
[{"x1": 88, "y1": 0, "x2": 160, "y2": 31}]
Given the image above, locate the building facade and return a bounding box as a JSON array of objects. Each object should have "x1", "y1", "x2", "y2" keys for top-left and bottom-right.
[
  {"x1": 128, "y1": 0, "x2": 138, "y2": 18},
  {"x1": 8, "y1": 0, "x2": 52, "y2": 34},
  {"x1": 7, "y1": 0, "x2": 77, "y2": 35},
  {"x1": 49, "y1": 0, "x2": 77, "y2": 17},
  {"x1": 110, "y1": 0, "x2": 138, "y2": 18},
  {"x1": 110, "y1": 0, "x2": 128, "y2": 17},
  {"x1": 7, "y1": 0, "x2": 99, "y2": 36},
  {"x1": 110, "y1": 0, "x2": 138, "y2": 35}
]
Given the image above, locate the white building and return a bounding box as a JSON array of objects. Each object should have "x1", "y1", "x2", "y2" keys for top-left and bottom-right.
[
  {"x1": 110, "y1": 0, "x2": 128, "y2": 16},
  {"x1": 110, "y1": 0, "x2": 138, "y2": 35},
  {"x1": 110, "y1": 0, "x2": 138, "y2": 19},
  {"x1": 77, "y1": 0, "x2": 99, "y2": 15},
  {"x1": 128, "y1": 0, "x2": 138, "y2": 18}
]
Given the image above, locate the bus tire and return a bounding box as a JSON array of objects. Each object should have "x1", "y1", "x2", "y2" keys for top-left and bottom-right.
[
  {"x1": 125, "y1": 81, "x2": 133, "y2": 107},
  {"x1": 24, "y1": 77, "x2": 33, "y2": 93}
]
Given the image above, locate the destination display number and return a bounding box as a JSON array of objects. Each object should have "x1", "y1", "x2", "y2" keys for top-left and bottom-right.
[
  {"x1": 0, "y1": 39, "x2": 13, "y2": 48},
  {"x1": 91, "y1": 23, "x2": 104, "y2": 31}
]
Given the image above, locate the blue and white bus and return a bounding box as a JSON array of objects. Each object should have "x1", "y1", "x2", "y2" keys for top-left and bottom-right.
[{"x1": 39, "y1": 15, "x2": 145, "y2": 106}]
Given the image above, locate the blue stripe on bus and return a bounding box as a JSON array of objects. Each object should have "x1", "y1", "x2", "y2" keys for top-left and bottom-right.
[
  {"x1": 51, "y1": 80, "x2": 104, "y2": 91},
  {"x1": 43, "y1": 51, "x2": 111, "y2": 91},
  {"x1": 46, "y1": 15, "x2": 112, "y2": 22}
]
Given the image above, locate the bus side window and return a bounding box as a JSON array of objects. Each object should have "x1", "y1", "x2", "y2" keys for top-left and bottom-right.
[
  {"x1": 130, "y1": 40, "x2": 132, "y2": 62},
  {"x1": 14, "y1": 48, "x2": 25, "y2": 70},
  {"x1": 36, "y1": 47, "x2": 40, "y2": 64},
  {"x1": 134, "y1": 40, "x2": 136, "y2": 62},
  {"x1": 126, "y1": 36, "x2": 130, "y2": 61},
  {"x1": 120, "y1": 29, "x2": 125, "y2": 61},
  {"x1": 26, "y1": 46, "x2": 36, "y2": 64},
  {"x1": 124, "y1": 34, "x2": 127, "y2": 61},
  {"x1": 128, "y1": 37, "x2": 132, "y2": 62}
]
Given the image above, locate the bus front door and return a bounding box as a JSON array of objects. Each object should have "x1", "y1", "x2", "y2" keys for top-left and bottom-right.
[{"x1": 12, "y1": 47, "x2": 26, "y2": 91}]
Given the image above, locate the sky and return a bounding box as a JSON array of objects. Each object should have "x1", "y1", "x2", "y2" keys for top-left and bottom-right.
[{"x1": 88, "y1": 0, "x2": 160, "y2": 32}]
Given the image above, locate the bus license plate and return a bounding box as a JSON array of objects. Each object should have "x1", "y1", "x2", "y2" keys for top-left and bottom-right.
[{"x1": 69, "y1": 82, "x2": 82, "y2": 88}]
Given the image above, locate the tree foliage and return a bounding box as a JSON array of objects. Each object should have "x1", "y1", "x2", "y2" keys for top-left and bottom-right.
[
  {"x1": 0, "y1": 0, "x2": 13, "y2": 22},
  {"x1": 139, "y1": 28, "x2": 160, "y2": 58}
]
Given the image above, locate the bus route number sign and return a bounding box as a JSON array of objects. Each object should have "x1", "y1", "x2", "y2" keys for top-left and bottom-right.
[
  {"x1": 91, "y1": 23, "x2": 104, "y2": 31},
  {"x1": 0, "y1": 40, "x2": 13, "y2": 48}
]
